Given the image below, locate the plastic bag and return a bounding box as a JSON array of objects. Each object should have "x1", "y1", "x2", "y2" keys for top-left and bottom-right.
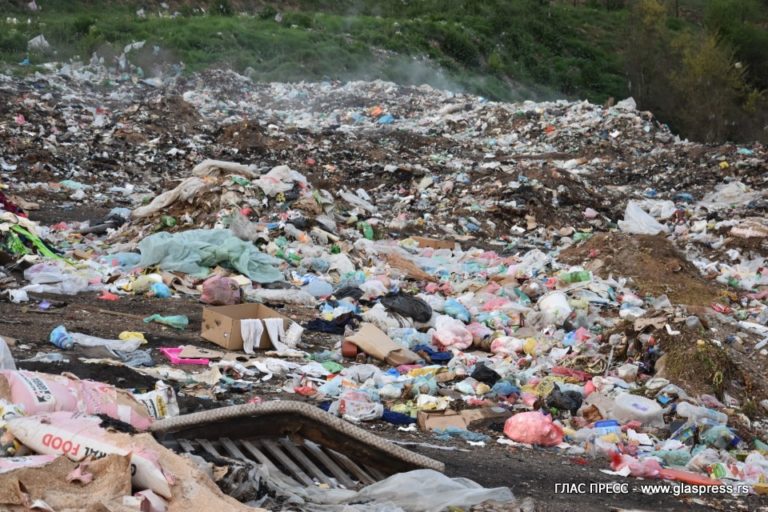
[
  {"x1": 143, "y1": 314, "x2": 189, "y2": 330},
  {"x1": 698, "y1": 181, "x2": 761, "y2": 211},
  {"x1": 71, "y1": 331, "x2": 142, "y2": 352},
  {"x1": 503, "y1": 411, "x2": 563, "y2": 446},
  {"x1": 537, "y1": 291, "x2": 573, "y2": 326},
  {"x1": 302, "y1": 278, "x2": 334, "y2": 298},
  {"x1": 253, "y1": 165, "x2": 307, "y2": 196},
  {"x1": 138, "y1": 229, "x2": 283, "y2": 284},
  {"x1": 328, "y1": 390, "x2": 383, "y2": 422},
  {"x1": 432, "y1": 314, "x2": 472, "y2": 350},
  {"x1": 23, "y1": 262, "x2": 99, "y2": 295},
  {"x1": 618, "y1": 201, "x2": 666, "y2": 235},
  {"x1": 245, "y1": 288, "x2": 317, "y2": 306},
  {"x1": 230, "y1": 213, "x2": 263, "y2": 243},
  {"x1": 444, "y1": 298, "x2": 471, "y2": 322},
  {"x1": 360, "y1": 279, "x2": 388, "y2": 300},
  {"x1": 417, "y1": 293, "x2": 446, "y2": 313},
  {"x1": 352, "y1": 469, "x2": 514, "y2": 512},
  {"x1": 200, "y1": 275, "x2": 242, "y2": 305},
  {"x1": 380, "y1": 293, "x2": 432, "y2": 323},
  {"x1": 149, "y1": 282, "x2": 172, "y2": 298}
]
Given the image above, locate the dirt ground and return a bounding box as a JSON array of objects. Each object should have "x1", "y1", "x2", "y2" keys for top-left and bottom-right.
[{"x1": 559, "y1": 232, "x2": 724, "y2": 306}]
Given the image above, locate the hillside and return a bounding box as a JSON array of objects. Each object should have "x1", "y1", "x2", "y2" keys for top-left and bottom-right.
[{"x1": 1, "y1": 0, "x2": 767, "y2": 142}]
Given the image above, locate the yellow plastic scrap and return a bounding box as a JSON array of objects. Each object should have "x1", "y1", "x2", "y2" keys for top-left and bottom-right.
[
  {"x1": 719, "y1": 161, "x2": 730, "y2": 170},
  {"x1": 407, "y1": 366, "x2": 441, "y2": 378},
  {"x1": 523, "y1": 338, "x2": 537, "y2": 356},
  {"x1": 119, "y1": 331, "x2": 147, "y2": 344},
  {"x1": 535, "y1": 376, "x2": 567, "y2": 397}
]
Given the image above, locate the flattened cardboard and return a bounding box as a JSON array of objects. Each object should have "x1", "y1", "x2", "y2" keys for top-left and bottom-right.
[
  {"x1": 412, "y1": 236, "x2": 457, "y2": 251},
  {"x1": 201, "y1": 303, "x2": 290, "y2": 351},
  {"x1": 345, "y1": 323, "x2": 420, "y2": 366},
  {"x1": 384, "y1": 253, "x2": 436, "y2": 282}
]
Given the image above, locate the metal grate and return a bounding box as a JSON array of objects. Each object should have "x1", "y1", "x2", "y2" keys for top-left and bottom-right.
[{"x1": 163, "y1": 435, "x2": 389, "y2": 489}]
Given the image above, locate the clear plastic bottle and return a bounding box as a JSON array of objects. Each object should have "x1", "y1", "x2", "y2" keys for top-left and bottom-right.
[{"x1": 676, "y1": 401, "x2": 728, "y2": 424}]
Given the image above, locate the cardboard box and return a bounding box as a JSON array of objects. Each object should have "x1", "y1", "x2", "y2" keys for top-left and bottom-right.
[
  {"x1": 417, "y1": 407, "x2": 512, "y2": 431},
  {"x1": 201, "y1": 304, "x2": 290, "y2": 351}
]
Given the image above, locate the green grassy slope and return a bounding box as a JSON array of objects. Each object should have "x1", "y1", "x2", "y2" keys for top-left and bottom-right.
[{"x1": 0, "y1": 0, "x2": 628, "y2": 103}]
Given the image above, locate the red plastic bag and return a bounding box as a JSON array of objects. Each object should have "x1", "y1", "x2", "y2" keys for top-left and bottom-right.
[
  {"x1": 503, "y1": 411, "x2": 563, "y2": 446},
  {"x1": 199, "y1": 275, "x2": 242, "y2": 306}
]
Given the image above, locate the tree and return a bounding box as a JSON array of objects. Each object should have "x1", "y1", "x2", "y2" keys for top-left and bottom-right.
[
  {"x1": 625, "y1": 0, "x2": 671, "y2": 107},
  {"x1": 671, "y1": 34, "x2": 759, "y2": 142}
]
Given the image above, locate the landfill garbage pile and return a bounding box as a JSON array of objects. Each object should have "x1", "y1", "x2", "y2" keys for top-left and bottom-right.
[{"x1": 0, "y1": 57, "x2": 766, "y2": 510}]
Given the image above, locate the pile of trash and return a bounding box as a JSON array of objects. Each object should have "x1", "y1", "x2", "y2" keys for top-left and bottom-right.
[{"x1": 0, "y1": 57, "x2": 767, "y2": 508}]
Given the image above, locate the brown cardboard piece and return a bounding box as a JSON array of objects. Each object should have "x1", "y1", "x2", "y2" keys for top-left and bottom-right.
[
  {"x1": 417, "y1": 407, "x2": 512, "y2": 431},
  {"x1": 411, "y1": 236, "x2": 457, "y2": 250},
  {"x1": 201, "y1": 304, "x2": 290, "y2": 351},
  {"x1": 345, "y1": 323, "x2": 420, "y2": 366},
  {"x1": 0, "y1": 454, "x2": 132, "y2": 510},
  {"x1": 383, "y1": 253, "x2": 436, "y2": 282}
]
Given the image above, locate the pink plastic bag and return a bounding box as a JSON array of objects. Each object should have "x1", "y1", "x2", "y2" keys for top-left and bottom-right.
[
  {"x1": 490, "y1": 336, "x2": 525, "y2": 356},
  {"x1": 503, "y1": 411, "x2": 563, "y2": 446},
  {"x1": 432, "y1": 315, "x2": 472, "y2": 350},
  {"x1": 481, "y1": 297, "x2": 511, "y2": 312},
  {"x1": 200, "y1": 275, "x2": 242, "y2": 306},
  {"x1": 467, "y1": 322, "x2": 492, "y2": 344}
]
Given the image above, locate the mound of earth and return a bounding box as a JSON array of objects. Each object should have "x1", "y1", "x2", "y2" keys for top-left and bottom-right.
[{"x1": 559, "y1": 232, "x2": 723, "y2": 306}]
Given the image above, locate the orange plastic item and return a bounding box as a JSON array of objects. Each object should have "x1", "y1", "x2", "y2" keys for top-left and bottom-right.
[
  {"x1": 98, "y1": 290, "x2": 119, "y2": 301},
  {"x1": 658, "y1": 468, "x2": 721, "y2": 486}
]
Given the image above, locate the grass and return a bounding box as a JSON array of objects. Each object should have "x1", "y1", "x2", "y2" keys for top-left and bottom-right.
[{"x1": 0, "y1": 0, "x2": 631, "y2": 103}]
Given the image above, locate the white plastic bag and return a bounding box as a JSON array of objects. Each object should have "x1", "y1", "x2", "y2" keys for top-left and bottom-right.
[{"x1": 618, "y1": 201, "x2": 666, "y2": 235}]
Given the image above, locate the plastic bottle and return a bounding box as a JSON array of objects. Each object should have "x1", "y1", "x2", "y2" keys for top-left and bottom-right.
[
  {"x1": 594, "y1": 419, "x2": 622, "y2": 437},
  {"x1": 676, "y1": 401, "x2": 728, "y2": 424},
  {"x1": 49, "y1": 325, "x2": 74, "y2": 350}
]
